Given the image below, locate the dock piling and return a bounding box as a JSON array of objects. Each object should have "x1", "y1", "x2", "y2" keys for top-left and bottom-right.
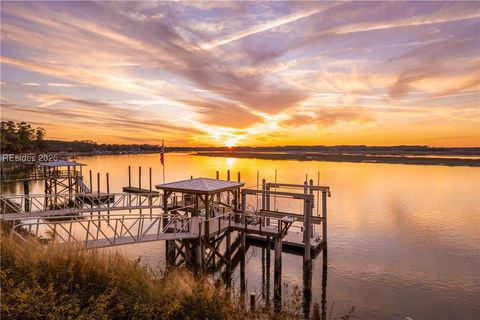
[
  {"x1": 274, "y1": 237, "x2": 282, "y2": 312},
  {"x1": 138, "y1": 166, "x2": 142, "y2": 189},
  {"x1": 322, "y1": 191, "x2": 327, "y2": 246},
  {"x1": 106, "y1": 172, "x2": 110, "y2": 221},
  {"x1": 149, "y1": 167, "x2": 152, "y2": 191},
  {"x1": 128, "y1": 166, "x2": 131, "y2": 187},
  {"x1": 250, "y1": 293, "x2": 256, "y2": 311},
  {"x1": 89, "y1": 170, "x2": 93, "y2": 192},
  {"x1": 304, "y1": 196, "x2": 311, "y2": 262}
]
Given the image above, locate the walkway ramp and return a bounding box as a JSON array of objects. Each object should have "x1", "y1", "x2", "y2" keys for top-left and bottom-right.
[
  {"x1": 0, "y1": 193, "x2": 164, "y2": 221},
  {"x1": 77, "y1": 177, "x2": 91, "y2": 193}
]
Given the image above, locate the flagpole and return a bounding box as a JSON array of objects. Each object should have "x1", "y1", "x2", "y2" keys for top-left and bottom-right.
[{"x1": 162, "y1": 139, "x2": 165, "y2": 184}]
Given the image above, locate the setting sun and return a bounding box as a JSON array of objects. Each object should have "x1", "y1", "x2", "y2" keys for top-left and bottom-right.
[{"x1": 224, "y1": 138, "x2": 238, "y2": 148}]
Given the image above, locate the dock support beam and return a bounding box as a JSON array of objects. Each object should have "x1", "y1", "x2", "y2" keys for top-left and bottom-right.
[
  {"x1": 304, "y1": 196, "x2": 312, "y2": 262},
  {"x1": 226, "y1": 230, "x2": 232, "y2": 286},
  {"x1": 274, "y1": 237, "x2": 282, "y2": 312},
  {"x1": 128, "y1": 166, "x2": 131, "y2": 187},
  {"x1": 303, "y1": 260, "x2": 313, "y2": 319},
  {"x1": 261, "y1": 179, "x2": 266, "y2": 211},
  {"x1": 240, "y1": 192, "x2": 246, "y2": 295},
  {"x1": 322, "y1": 191, "x2": 327, "y2": 246}
]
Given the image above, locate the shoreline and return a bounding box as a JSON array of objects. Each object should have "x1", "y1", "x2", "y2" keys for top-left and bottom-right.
[{"x1": 194, "y1": 152, "x2": 480, "y2": 167}]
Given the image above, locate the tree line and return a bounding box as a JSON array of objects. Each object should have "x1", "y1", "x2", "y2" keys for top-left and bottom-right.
[
  {"x1": 1, "y1": 121, "x2": 46, "y2": 153},
  {"x1": 1, "y1": 121, "x2": 477, "y2": 155}
]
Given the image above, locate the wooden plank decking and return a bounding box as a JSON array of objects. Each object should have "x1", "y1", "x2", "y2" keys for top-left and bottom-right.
[
  {"x1": 122, "y1": 187, "x2": 159, "y2": 196},
  {"x1": 86, "y1": 232, "x2": 199, "y2": 248}
]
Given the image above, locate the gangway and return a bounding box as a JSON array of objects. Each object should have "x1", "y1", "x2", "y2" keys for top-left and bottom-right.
[
  {"x1": 0, "y1": 193, "x2": 163, "y2": 218},
  {"x1": 6, "y1": 210, "x2": 295, "y2": 249},
  {"x1": 77, "y1": 177, "x2": 91, "y2": 193}
]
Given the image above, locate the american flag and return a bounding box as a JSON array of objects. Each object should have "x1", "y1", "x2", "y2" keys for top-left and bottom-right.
[{"x1": 160, "y1": 140, "x2": 165, "y2": 165}]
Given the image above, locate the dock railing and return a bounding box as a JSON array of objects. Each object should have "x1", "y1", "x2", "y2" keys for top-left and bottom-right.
[
  {"x1": 8, "y1": 205, "x2": 198, "y2": 248},
  {"x1": 0, "y1": 192, "x2": 164, "y2": 218}
]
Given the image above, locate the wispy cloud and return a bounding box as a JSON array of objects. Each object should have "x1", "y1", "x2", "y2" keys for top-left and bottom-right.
[
  {"x1": 47, "y1": 82, "x2": 79, "y2": 87},
  {"x1": 200, "y1": 3, "x2": 336, "y2": 50}
]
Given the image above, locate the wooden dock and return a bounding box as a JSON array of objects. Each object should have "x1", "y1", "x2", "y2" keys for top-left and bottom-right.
[
  {"x1": 75, "y1": 193, "x2": 115, "y2": 205},
  {"x1": 1, "y1": 168, "x2": 331, "y2": 313},
  {"x1": 246, "y1": 231, "x2": 323, "y2": 256},
  {"x1": 122, "y1": 186, "x2": 159, "y2": 196}
]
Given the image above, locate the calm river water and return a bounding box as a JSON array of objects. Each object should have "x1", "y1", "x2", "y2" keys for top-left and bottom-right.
[{"x1": 3, "y1": 153, "x2": 479, "y2": 319}]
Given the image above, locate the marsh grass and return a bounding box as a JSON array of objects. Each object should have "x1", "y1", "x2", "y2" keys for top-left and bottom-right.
[
  {"x1": 1, "y1": 232, "x2": 245, "y2": 319},
  {"x1": 1, "y1": 228, "x2": 354, "y2": 319}
]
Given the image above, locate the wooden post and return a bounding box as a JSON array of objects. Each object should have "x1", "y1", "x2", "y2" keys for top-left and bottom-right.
[
  {"x1": 195, "y1": 222, "x2": 202, "y2": 270},
  {"x1": 201, "y1": 236, "x2": 206, "y2": 271},
  {"x1": 250, "y1": 293, "x2": 256, "y2": 311},
  {"x1": 149, "y1": 167, "x2": 153, "y2": 217},
  {"x1": 237, "y1": 172, "x2": 241, "y2": 182},
  {"x1": 216, "y1": 170, "x2": 219, "y2": 179},
  {"x1": 75, "y1": 169, "x2": 79, "y2": 193},
  {"x1": 149, "y1": 167, "x2": 152, "y2": 191},
  {"x1": 303, "y1": 180, "x2": 308, "y2": 242},
  {"x1": 195, "y1": 241, "x2": 202, "y2": 270},
  {"x1": 106, "y1": 172, "x2": 110, "y2": 221},
  {"x1": 23, "y1": 180, "x2": 29, "y2": 196},
  {"x1": 266, "y1": 185, "x2": 271, "y2": 211},
  {"x1": 23, "y1": 180, "x2": 30, "y2": 212},
  {"x1": 304, "y1": 197, "x2": 311, "y2": 262},
  {"x1": 226, "y1": 230, "x2": 231, "y2": 277},
  {"x1": 43, "y1": 166, "x2": 48, "y2": 195},
  {"x1": 97, "y1": 172, "x2": 100, "y2": 192},
  {"x1": 303, "y1": 260, "x2": 313, "y2": 319},
  {"x1": 138, "y1": 166, "x2": 142, "y2": 189},
  {"x1": 54, "y1": 172, "x2": 57, "y2": 195},
  {"x1": 184, "y1": 243, "x2": 191, "y2": 265},
  {"x1": 67, "y1": 166, "x2": 71, "y2": 195},
  {"x1": 97, "y1": 172, "x2": 101, "y2": 223},
  {"x1": 265, "y1": 241, "x2": 271, "y2": 309},
  {"x1": 261, "y1": 179, "x2": 266, "y2": 211},
  {"x1": 240, "y1": 191, "x2": 246, "y2": 295},
  {"x1": 89, "y1": 170, "x2": 93, "y2": 192},
  {"x1": 274, "y1": 237, "x2": 282, "y2": 313},
  {"x1": 167, "y1": 240, "x2": 175, "y2": 265},
  {"x1": 128, "y1": 166, "x2": 131, "y2": 187},
  {"x1": 321, "y1": 249, "x2": 328, "y2": 319},
  {"x1": 227, "y1": 170, "x2": 230, "y2": 181},
  {"x1": 106, "y1": 173, "x2": 110, "y2": 191},
  {"x1": 322, "y1": 191, "x2": 327, "y2": 245},
  {"x1": 89, "y1": 169, "x2": 93, "y2": 216},
  {"x1": 205, "y1": 195, "x2": 210, "y2": 238},
  {"x1": 309, "y1": 179, "x2": 314, "y2": 236}
]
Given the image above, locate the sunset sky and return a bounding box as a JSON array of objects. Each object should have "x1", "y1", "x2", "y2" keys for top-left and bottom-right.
[{"x1": 1, "y1": 1, "x2": 479, "y2": 147}]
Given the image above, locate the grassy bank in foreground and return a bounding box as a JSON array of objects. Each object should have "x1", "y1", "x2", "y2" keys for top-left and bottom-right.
[
  {"x1": 195, "y1": 152, "x2": 480, "y2": 167},
  {"x1": 2, "y1": 232, "x2": 347, "y2": 320},
  {"x1": 1, "y1": 238, "x2": 239, "y2": 319}
]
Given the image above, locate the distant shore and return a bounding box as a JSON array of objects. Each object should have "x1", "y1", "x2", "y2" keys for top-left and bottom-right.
[{"x1": 195, "y1": 152, "x2": 480, "y2": 167}]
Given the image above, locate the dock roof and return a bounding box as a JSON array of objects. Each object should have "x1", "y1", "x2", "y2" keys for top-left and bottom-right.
[
  {"x1": 155, "y1": 177, "x2": 244, "y2": 195},
  {"x1": 39, "y1": 160, "x2": 86, "y2": 167}
]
